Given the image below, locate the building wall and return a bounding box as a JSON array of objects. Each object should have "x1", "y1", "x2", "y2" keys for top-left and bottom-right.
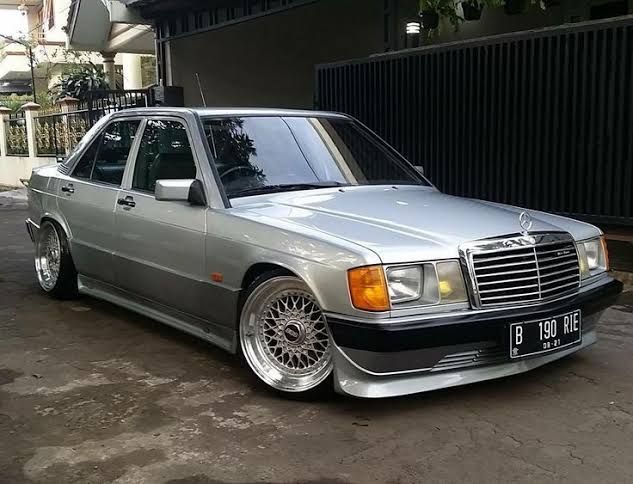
[
  {"x1": 392, "y1": 1, "x2": 565, "y2": 48},
  {"x1": 168, "y1": 0, "x2": 385, "y2": 108}
]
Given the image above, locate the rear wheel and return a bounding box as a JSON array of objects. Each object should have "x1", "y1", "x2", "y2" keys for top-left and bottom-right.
[
  {"x1": 239, "y1": 273, "x2": 333, "y2": 394},
  {"x1": 35, "y1": 221, "x2": 78, "y2": 299}
]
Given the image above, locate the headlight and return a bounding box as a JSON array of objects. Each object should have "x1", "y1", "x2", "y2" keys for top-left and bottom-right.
[
  {"x1": 386, "y1": 266, "x2": 422, "y2": 303},
  {"x1": 577, "y1": 236, "x2": 609, "y2": 279},
  {"x1": 436, "y1": 261, "x2": 468, "y2": 303},
  {"x1": 348, "y1": 261, "x2": 468, "y2": 311}
]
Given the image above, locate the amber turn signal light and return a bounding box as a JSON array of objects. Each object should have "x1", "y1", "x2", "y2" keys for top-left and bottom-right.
[
  {"x1": 347, "y1": 266, "x2": 390, "y2": 312},
  {"x1": 600, "y1": 236, "x2": 610, "y2": 272}
]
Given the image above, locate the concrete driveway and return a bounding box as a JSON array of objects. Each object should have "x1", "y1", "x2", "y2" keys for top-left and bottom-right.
[{"x1": 1, "y1": 199, "x2": 632, "y2": 484}]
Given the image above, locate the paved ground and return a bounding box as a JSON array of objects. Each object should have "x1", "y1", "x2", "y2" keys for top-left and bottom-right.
[{"x1": 1, "y1": 198, "x2": 632, "y2": 484}]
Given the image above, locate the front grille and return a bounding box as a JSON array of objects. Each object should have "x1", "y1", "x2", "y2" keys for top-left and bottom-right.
[{"x1": 468, "y1": 234, "x2": 580, "y2": 308}]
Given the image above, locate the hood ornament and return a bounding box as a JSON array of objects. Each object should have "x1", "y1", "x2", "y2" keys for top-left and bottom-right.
[{"x1": 519, "y1": 211, "x2": 533, "y2": 235}]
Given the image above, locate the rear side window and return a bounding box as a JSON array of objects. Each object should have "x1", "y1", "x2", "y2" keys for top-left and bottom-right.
[
  {"x1": 72, "y1": 137, "x2": 100, "y2": 179},
  {"x1": 91, "y1": 120, "x2": 141, "y2": 186},
  {"x1": 71, "y1": 120, "x2": 140, "y2": 186},
  {"x1": 132, "y1": 119, "x2": 197, "y2": 193}
]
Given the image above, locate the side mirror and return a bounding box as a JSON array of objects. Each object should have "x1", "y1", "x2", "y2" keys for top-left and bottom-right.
[
  {"x1": 155, "y1": 179, "x2": 207, "y2": 206},
  {"x1": 414, "y1": 166, "x2": 425, "y2": 176}
]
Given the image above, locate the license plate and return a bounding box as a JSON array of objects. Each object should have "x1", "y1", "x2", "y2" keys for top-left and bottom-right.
[{"x1": 510, "y1": 310, "x2": 582, "y2": 359}]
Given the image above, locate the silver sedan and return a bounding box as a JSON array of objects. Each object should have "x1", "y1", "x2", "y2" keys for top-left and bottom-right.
[{"x1": 25, "y1": 108, "x2": 623, "y2": 398}]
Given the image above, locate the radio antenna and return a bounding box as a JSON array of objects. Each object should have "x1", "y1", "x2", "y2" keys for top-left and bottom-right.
[{"x1": 195, "y1": 73, "x2": 207, "y2": 107}]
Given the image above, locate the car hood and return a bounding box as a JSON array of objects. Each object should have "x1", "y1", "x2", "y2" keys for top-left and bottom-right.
[{"x1": 231, "y1": 186, "x2": 600, "y2": 264}]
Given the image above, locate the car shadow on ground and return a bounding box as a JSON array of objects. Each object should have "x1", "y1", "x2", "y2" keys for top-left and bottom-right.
[{"x1": 70, "y1": 289, "x2": 608, "y2": 415}]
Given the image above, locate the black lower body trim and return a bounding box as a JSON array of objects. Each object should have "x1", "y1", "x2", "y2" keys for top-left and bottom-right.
[{"x1": 327, "y1": 278, "x2": 622, "y2": 354}]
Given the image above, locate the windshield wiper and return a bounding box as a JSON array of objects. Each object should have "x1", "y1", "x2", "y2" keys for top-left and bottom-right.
[{"x1": 229, "y1": 181, "x2": 348, "y2": 198}]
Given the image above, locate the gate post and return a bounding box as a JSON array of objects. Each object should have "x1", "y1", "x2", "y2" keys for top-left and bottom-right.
[
  {"x1": 0, "y1": 106, "x2": 11, "y2": 158},
  {"x1": 21, "y1": 102, "x2": 40, "y2": 158}
]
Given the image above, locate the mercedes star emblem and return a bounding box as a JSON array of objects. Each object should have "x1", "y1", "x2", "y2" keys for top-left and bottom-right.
[{"x1": 519, "y1": 211, "x2": 533, "y2": 234}]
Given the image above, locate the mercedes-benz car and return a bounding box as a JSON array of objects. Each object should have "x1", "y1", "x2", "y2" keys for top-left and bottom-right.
[{"x1": 25, "y1": 108, "x2": 623, "y2": 398}]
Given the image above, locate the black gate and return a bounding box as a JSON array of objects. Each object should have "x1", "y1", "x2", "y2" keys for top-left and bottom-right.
[{"x1": 315, "y1": 16, "x2": 633, "y2": 227}]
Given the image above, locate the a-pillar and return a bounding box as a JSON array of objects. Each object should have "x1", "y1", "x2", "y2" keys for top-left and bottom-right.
[
  {"x1": 21, "y1": 101, "x2": 40, "y2": 158},
  {"x1": 101, "y1": 52, "x2": 117, "y2": 89},
  {"x1": 0, "y1": 106, "x2": 12, "y2": 158}
]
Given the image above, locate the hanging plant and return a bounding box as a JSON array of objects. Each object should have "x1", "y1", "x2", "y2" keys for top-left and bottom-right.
[
  {"x1": 504, "y1": 0, "x2": 544, "y2": 15},
  {"x1": 461, "y1": 0, "x2": 485, "y2": 20},
  {"x1": 419, "y1": 0, "x2": 463, "y2": 32},
  {"x1": 504, "y1": 0, "x2": 529, "y2": 14}
]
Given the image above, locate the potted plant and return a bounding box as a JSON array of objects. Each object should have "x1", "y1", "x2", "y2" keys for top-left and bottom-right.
[
  {"x1": 419, "y1": 0, "x2": 463, "y2": 31},
  {"x1": 461, "y1": 0, "x2": 484, "y2": 20}
]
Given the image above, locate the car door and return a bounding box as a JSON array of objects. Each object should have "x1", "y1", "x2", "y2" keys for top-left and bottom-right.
[
  {"x1": 113, "y1": 117, "x2": 210, "y2": 321},
  {"x1": 57, "y1": 118, "x2": 141, "y2": 284}
]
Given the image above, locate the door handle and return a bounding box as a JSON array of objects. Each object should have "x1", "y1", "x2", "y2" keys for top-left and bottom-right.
[
  {"x1": 61, "y1": 184, "x2": 74, "y2": 194},
  {"x1": 117, "y1": 196, "x2": 136, "y2": 208}
]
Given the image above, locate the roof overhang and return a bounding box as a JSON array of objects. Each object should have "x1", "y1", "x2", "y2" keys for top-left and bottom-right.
[{"x1": 67, "y1": 0, "x2": 153, "y2": 54}]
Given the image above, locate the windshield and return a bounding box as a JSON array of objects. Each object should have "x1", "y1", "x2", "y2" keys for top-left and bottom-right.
[{"x1": 202, "y1": 116, "x2": 428, "y2": 199}]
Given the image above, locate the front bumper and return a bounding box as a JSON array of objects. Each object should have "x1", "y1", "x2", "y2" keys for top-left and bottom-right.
[{"x1": 326, "y1": 277, "x2": 622, "y2": 398}]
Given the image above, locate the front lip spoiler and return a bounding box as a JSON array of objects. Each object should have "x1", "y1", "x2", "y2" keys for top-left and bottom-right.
[{"x1": 331, "y1": 330, "x2": 598, "y2": 398}]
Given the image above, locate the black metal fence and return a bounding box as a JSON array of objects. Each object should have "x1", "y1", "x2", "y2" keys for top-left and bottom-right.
[
  {"x1": 5, "y1": 111, "x2": 27, "y2": 156},
  {"x1": 33, "y1": 89, "x2": 151, "y2": 158},
  {"x1": 35, "y1": 110, "x2": 91, "y2": 157},
  {"x1": 315, "y1": 16, "x2": 633, "y2": 227},
  {"x1": 79, "y1": 89, "x2": 150, "y2": 125}
]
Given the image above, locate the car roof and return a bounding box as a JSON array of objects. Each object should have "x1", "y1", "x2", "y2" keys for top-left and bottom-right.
[{"x1": 109, "y1": 107, "x2": 349, "y2": 119}]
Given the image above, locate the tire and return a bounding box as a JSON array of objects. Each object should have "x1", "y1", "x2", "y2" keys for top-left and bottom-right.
[
  {"x1": 34, "y1": 220, "x2": 78, "y2": 299},
  {"x1": 239, "y1": 271, "x2": 333, "y2": 396}
]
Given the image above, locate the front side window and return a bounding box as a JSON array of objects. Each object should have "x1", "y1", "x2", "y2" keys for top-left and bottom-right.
[
  {"x1": 132, "y1": 119, "x2": 197, "y2": 193},
  {"x1": 202, "y1": 116, "x2": 427, "y2": 199},
  {"x1": 71, "y1": 119, "x2": 140, "y2": 186}
]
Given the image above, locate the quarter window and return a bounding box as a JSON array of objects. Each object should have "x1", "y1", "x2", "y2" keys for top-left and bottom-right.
[{"x1": 132, "y1": 119, "x2": 197, "y2": 193}]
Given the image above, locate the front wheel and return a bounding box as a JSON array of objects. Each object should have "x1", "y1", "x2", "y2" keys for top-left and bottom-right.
[
  {"x1": 239, "y1": 273, "x2": 333, "y2": 394},
  {"x1": 34, "y1": 220, "x2": 78, "y2": 299}
]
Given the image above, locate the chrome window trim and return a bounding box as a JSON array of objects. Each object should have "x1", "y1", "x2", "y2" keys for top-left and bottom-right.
[{"x1": 459, "y1": 232, "x2": 581, "y2": 309}]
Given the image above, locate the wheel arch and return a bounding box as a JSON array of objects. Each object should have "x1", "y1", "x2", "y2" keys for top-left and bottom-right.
[
  {"x1": 237, "y1": 262, "x2": 323, "y2": 322},
  {"x1": 40, "y1": 212, "x2": 71, "y2": 239}
]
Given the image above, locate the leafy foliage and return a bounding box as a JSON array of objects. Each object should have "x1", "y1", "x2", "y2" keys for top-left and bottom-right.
[
  {"x1": 419, "y1": 0, "x2": 463, "y2": 31},
  {"x1": 0, "y1": 94, "x2": 32, "y2": 113},
  {"x1": 52, "y1": 65, "x2": 109, "y2": 101}
]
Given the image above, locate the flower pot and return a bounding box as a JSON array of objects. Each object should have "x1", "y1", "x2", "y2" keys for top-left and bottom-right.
[
  {"x1": 462, "y1": 2, "x2": 483, "y2": 20},
  {"x1": 504, "y1": 0, "x2": 530, "y2": 14},
  {"x1": 420, "y1": 10, "x2": 440, "y2": 29}
]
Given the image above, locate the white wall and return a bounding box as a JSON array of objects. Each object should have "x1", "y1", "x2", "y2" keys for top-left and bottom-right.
[
  {"x1": 168, "y1": 0, "x2": 385, "y2": 108},
  {"x1": 0, "y1": 155, "x2": 55, "y2": 187}
]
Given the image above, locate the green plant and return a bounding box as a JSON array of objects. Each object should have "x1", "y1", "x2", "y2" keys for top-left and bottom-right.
[
  {"x1": 419, "y1": 0, "x2": 463, "y2": 31},
  {"x1": 52, "y1": 64, "x2": 109, "y2": 101},
  {"x1": 0, "y1": 94, "x2": 32, "y2": 113}
]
